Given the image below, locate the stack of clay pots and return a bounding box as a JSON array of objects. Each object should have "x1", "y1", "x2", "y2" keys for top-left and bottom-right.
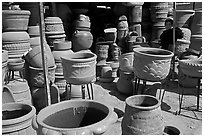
[
  {"x1": 52, "y1": 41, "x2": 74, "y2": 100},
  {"x1": 27, "y1": 25, "x2": 41, "y2": 48},
  {"x1": 151, "y1": 2, "x2": 169, "y2": 41},
  {"x1": 72, "y1": 14, "x2": 93, "y2": 52},
  {"x1": 45, "y1": 17, "x2": 66, "y2": 50}
]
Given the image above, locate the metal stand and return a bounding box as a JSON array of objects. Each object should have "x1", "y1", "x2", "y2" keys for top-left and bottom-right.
[
  {"x1": 134, "y1": 76, "x2": 168, "y2": 102},
  {"x1": 177, "y1": 75, "x2": 202, "y2": 115},
  {"x1": 65, "y1": 82, "x2": 94, "y2": 100}
]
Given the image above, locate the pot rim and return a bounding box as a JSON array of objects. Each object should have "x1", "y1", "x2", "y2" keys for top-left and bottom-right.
[
  {"x1": 36, "y1": 100, "x2": 114, "y2": 131},
  {"x1": 29, "y1": 65, "x2": 56, "y2": 70},
  {"x1": 125, "y1": 94, "x2": 161, "y2": 110},
  {"x1": 133, "y1": 47, "x2": 174, "y2": 58},
  {"x1": 2, "y1": 10, "x2": 31, "y2": 15}
]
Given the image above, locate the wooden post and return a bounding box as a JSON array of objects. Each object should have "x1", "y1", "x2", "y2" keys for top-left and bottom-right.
[
  {"x1": 38, "y1": 2, "x2": 51, "y2": 106},
  {"x1": 172, "y1": 2, "x2": 176, "y2": 80}
]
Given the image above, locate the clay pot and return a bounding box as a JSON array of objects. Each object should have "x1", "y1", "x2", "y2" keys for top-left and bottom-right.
[
  {"x1": 95, "y1": 40, "x2": 109, "y2": 65},
  {"x1": 176, "y1": 10, "x2": 195, "y2": 28},
  {"x1": 110, "y1": 43, "x2": 120, "y2": 61},
  {"x1": 31, "y1": 84, "x2": 60, "y2": 112},
  {"x1": 44, "y1": 17, "x2": 65, "y2": 35},
  {"x1": 72, "y1": 30, "x2": 93, "y2": 52},
  {"x1": 190, "y1": 9, "x2": 202, "y2": 35},
  {"x1": 29, "y1": 37, "x2": 41, "y2": 48},
  {"x1": 24, "y1": 42, "x2": 55, "y2": 68},
  {"x1": 8, "y1": 58, "x2": 25, "y2": 72},
  {"x1": 133, "y1": 47, "x2": 174, "y2": 81},
  {"x1": 116, "y1": 70, "x2": 134, "y2": 95},
  {"x1": 119, "y1": 52, "x2": 134, "y2": 72},
  {"x1": 2, "y1": 10, "x2": 31, "y2": 31},
  {"x1": 26, "y1": 65, "x2": 56, "y2": 88},
  {"x1": 2, "y1": 102, "x2": 36, "y2": 135},
  {"x1": 74, "y1": 14, "x2": 91, "y2": 29},
  {"x1": 61, "y1": 51, "x2": 97, "y2": 85},
  {"x1": 46, "y1": 34, "x2": 66, "y2": 48},
  {"x1": 107, "y1": 61, "x2": 119, "y2": 78},
  {"x1": 122, "y1": 95, "x2": 164, "y2": 135},
  {"x1": 28, "y1": 25, "x2": 40, "y2": 37},
  {"x1": 101, "y1": 64, "x2": 112, "y2": 78},
  {"x1": 2, "y1": 86, "x2": 15, "y2": 104},
  {"x1": 190, "y1": 35, "x2": 202, "y2": 52},
  {"x1": 180, "y1": 27, "x2": 191, "y2": 41},
  {"x1": 32, "y1": 100, "x2": 118, "y2": 135},
  {"x1": 179, "y1": 59, "x2": 202, "y2": 78},
  {"x1": 104, "y1": 28, "x2": 117, "y2": 43},
  {"x1": 6, "y1": 78, "x2": 32, "y2": 105}
]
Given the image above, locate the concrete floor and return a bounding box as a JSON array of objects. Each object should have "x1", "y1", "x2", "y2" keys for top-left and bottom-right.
[{"x1": 90, "y1": 78, "x2": 202, "y2": 135}]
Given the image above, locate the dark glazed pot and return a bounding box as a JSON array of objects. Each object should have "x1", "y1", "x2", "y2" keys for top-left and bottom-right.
[{"x1": 32, "y1": 100, "x2": 118, "y2": 135}]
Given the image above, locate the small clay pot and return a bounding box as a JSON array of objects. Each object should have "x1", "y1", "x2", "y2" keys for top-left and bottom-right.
[
  {"x1": 74, "y1": 14, "x2": 91, "y2": 28},
  {"x1": 8, "y1": 58, "x2": 25, "y2": 71},
  {"x1": 95, "y1": 41, "x2": 109, "y2": 65},
  {"x1": 2, "y1": 10, "x2": 31, "y2": 31},
  {"x1": 45, "y1": 17, "x2": 65, "y2": 34},
  {"x1": 28, "y1": 25, "x2": 40, "y2": 37},
  {"x1": 53, "y1": 41, "x2": 72, "y2": 51}
]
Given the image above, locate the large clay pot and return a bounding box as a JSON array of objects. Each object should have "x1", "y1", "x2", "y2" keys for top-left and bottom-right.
[
  {"x1": 133, "y1": 47, "x2": 174, "y2": 81},
  {"x1": 2, "y1": 10, "x2": 31, "y2": 31},
  {"x1": 31, "y1": 84, "x2": 60, "y2": 112},
  {"x1": 2, "y1": 102, "x2": 36, "y2": 135},
  {"x1": 119, "y1": 52, "x2": 134, "y2": 72},
  {"x1": 190, "y1": 34, "x2": 202, "y2": 52},
  {"x1": 6, "y1": 79, "x2": 32, "y2": 105},
  {"x1": 61, "y1": 51, "x2": 97, "y2": 85},
  {"x1": 44, "y1": 17, "x2": 65, "y2": 35},
  {"x1": 116, "y1": 70, "x2": 134, "y2": 95},
  {"x1": 72, "y1": 30, "x2": 93, "y2": 52},
  {"x1": 32, "y1": 100, "x2": 118, "y2": 135},
  {"x1": 179, "y1": 59, "x2": 202, "y2": 78},
  {"x1": 190, "y1": 9, "x2": 202, "y2": 35},
  {"x1": 176, "y1": 10, "x2": 195, "y2": 28},
  {"x1": 24, "y1": 42, "x2": 55, "y2": 68},
  {"x1": 121, "y1": 95, "x2": 164, "y2": 135}
]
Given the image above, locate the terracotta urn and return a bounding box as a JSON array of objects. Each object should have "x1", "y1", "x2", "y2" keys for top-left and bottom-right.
[
  {"x1": 72, "y1": 30, "x2": 93, "y2": 52},
  {"x1": 95, "y1": 39, "x2": 109, "y2": 65},
  {"x1": 118, "y1": 52, "x2": 134, "y2": 72},
  {"x1": 122, "y1": 95, "x2": 164, "y2": 135},
  {"x1": 2, "y1": 102, "x2": 36, "y2": 135},
  {"x1": 32, "y1": 100, "x2": 118, "y2": 135},
  {"x1": 133, "y1": 47, "x2": 174, "y2": 81},
  {"x1": 116, "y1": 70, "x2": 134, "y2": 95},
  {"x1": 178, "y1": 59, "x2": 202, "y2": 78},
  {"x1": 104, "y1": 28, "x2": 117, "y2": 43},
  {"x1": 2, "y1": 10, "x2": 31, "y2": 31},
  {"x1": 61, "y1": 51, "x2": 97, "y2": 85}
]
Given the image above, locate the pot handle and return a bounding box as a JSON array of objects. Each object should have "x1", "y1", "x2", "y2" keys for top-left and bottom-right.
[
  {"x1": 92, "y1": 111, "x2": 118, "y2": 135},
  {"x1": 32, "y1": 115, "x2": 39, "y2": 131}
]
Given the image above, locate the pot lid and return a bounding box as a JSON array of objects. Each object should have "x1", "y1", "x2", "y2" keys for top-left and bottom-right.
[{"x1": 2, "y1": 31, "x2": 30, "y2": 42}]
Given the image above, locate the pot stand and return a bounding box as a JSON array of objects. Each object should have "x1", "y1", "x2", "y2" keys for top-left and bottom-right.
[
  {"x1": 65, "y1": 82, "x2": 94, "y2": 100},
  {"x1": 176, "y1": 75, "x2": 202, "y2": 115},
  {"x1": 133, "y1": 76, "x2": 168, "y2": 102}
]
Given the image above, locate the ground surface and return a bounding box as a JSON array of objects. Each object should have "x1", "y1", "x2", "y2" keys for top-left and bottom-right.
[{"x1": 90, "y1": 77, "x2": 202, "y2": 135}]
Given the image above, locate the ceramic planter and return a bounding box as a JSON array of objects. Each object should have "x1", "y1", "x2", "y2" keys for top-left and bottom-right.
[
  {"x1": 133, "y1": 47, "x2": 174, "y2": 81},
  {"x1": 179, "y1": 59, "x2": 202, "y2": 78},
  {"x1": 122, "y1": 95, "x2": 164, "y2": 135},
  {"x1": 27, "y1": 65, "x2": 56, "y2": 88},
  {"x1": 2, "y1": 102, "x2": 36, "y2": 135},
  {"x1": 2, "y1": 10, "x2": 31, "y2": 31},
  {"x1": 32, "y1": 100, "x2": 118, "y2": 135},
  {"x1": 176, "y1": 10, "x2": 195, "y2": 28},
  {"x1": 6, "y1": 78, "x2": 32, "y2": 105},
  {"x1": 72, "y1": 30, "x2": 93, "y2": 52},
  {"x1": 45, "y1": 17, "x2": 65, "y2": 35},
  {"x1": 119, "y1": 52, "x2": 134, "y2": 72},
  {"x1": 61, "y1": 51, "x2": 97, "y2": 85}
]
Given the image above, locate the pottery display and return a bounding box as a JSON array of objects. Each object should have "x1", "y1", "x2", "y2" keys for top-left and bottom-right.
[
  {"x1": 116, "y1": 70, "x2": 134, "y2": 95},
  {"x1": 178, "y1": 59, "x2": 202, "y2": 78},
  {"x1": 121, "y1": 95, "x2": 164, "y2": 135},
  {"x1": 61, "y1": 51, "x2": 97, "y2": 85},
  {"x1": 2, "y1": 102, "x2": 36, "y2": 135},
  {"x1": 100, "y1": 64, "x2": 113, "y2": 78},
  {"x1": 2, "y1": 10, "x2": 31, "y2": 31},
  {"x1": 104, "y1": 28, "x2": 117, "y2": 43},
  {"x1": 95, "y1": 40, "x2": 109, "y2": 65},
  {"x1": 6, "y1": 78, "x2": 32, "y2": 105},
  {"x1": 176, "y1": 10, "x2": 195, "y2": 28},
  {"x1": 133, "y1": 47, "x2": 174, "y2": 81},
  {"x1": 24, "y1": 42, "x2": 55, "y2": 68},
  {"x1": 31, "y1": 84, "x2": 60, "y2": 112},
  {"x1": 32, "y1": 100, "x2": 118, "y2": 135},
  {"x1": 118, "y1": 52, "x2": 134, "y2": 72},
  {"x1": 72, "y1": 30, "x2": 93, "y2": 52},
  {"x1": 190, "y1": 9, "x2": 202, "y2": 35}
]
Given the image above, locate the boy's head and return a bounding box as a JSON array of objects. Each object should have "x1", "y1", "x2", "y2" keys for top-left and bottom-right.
[{"x1": 165, "y1": 17, "x2": 173, "y2": 30}]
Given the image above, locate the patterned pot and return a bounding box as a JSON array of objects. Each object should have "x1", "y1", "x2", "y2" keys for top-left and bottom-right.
[
  {"x1": 133, "y1": 47, "x2": 174, "y2": 81},
  {"x1": 2, "y1": 102, "x2": 36, "y2": 135},
  {"x1": 2, "y1": 10, "x2": 31, "y2": 31},
  {"x1": 32, "y1": 100, "x2": 118, "y2": 135},
  {"x1": 44, "y1": 17, "x2": 65, "y2": 35},
  {"x1": 122, "y1": 95, "x2": 164, "y2": 135},
  {"x1": 95, "y1": 41, "x2": 109, "y2": 65},
  {"x1": 175, "y1": 39, "x2": 190, "y2": 56},
  {"x1": 61, "y1": 51, "x2": 97, "y2": 85}
]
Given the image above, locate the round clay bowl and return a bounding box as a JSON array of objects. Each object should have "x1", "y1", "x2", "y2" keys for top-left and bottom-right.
[
  {"x1": 8, "y1": 58, "x2": 25, "y2": 71},
  {"x1": 2, "y1": 31, "x2": 30, "y2": 43},
  {"x1": 28, "y1": 26, "x2": 40, "y2": 36},
  {"x1": 179, "y1": 59, "x2": 202, "y2": 78}
]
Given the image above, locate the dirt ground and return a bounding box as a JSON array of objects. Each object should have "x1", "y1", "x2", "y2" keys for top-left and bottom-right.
[{"x1": 90, "y1": 77, "x2": 202, "y2": 135}]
